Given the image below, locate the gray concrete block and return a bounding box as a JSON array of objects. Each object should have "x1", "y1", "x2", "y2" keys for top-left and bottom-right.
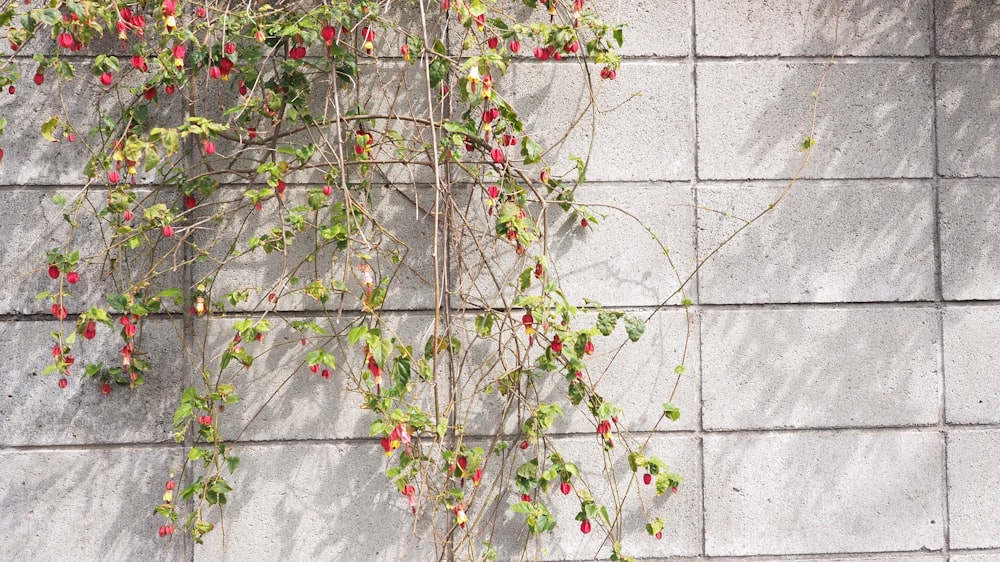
[
  {"x1": 936, "y1": 0, "x2": 1000, "y2": 55},
  {"x1": 503, "y1": 61, "x2": 693, "y2": 182},
  {"x1": 948, "y1": 430, "x2": 1000, "y2": 548},
  {"x1": 944, "y1": 306, "x2": 1000, "y2": 424},
  {"x1": 548, "y1": 183, "x2": 696, "y2": 307},
  {"x1": 940, "y1": 180, "x2": 1000, "y2": 300},
  {"x1": 0, "y1": 318, "x2": 187, "y2": 445},
  {"x1": 194, "y1": 442, "x2": 436, "y2": 560},
  {"x1": 697, "y1": 61, "x2": 933, "y2": 180},
  {"x1": 201, "y1": 313, "x2": 440, "y2": 441},
  {"x1": 484, "y1": 435, "x2": 701, "y2": 560},
  {"x1": 704, "y1": 430, "x2": 944, "y2": 555},
  {"x1": 192, "y1": 186, "x2": 439, "y2": 313},
  {"x1": 702, "y1": 307, "x2": 940, "y2": 430},
  {"x1": 592, "y1": 0, "x2": 690, "y2": 57},
  {"x1": 697, "y1": 181, "x2": 936, "y2": 303},
  {"x1": 937, "y1": 62, "x2": 1000, "y2": 178},
  {"x1": 0, "y1": 446, "x2": 188, "y2": 560},
  {"x1": 459, "y1": 309, "x2": 700, "y2": 437},
  {"x1": 697, "y1": 0, "x2": 931, "y2": 56},
  {"x1": 951, "y1": 555, "x2": 1000, "y2": 562},
  {"x1": 0, "y1": 188, "x2": 187, "y2": 315}
]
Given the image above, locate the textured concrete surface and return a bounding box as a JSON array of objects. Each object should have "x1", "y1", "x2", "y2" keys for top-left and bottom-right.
[
  {"x1": 697, "y1": 181, "x2": 936, "y2": 303},
  {"x1": 702, "y1": 307, "x2": 939, "y2": 430},
  {"x1": 2, "y1": 1, "x2": 1000, "y2": 561},
  {"x1": 937, "y1": 62, "x2": 1000, "y2": 178},
  {"x1": 944, "y1": 306, "x2": 1000, "y2": 424},
  {"x1": 697, "y1": 61, "x2": 933, "y2": 180},
  {"x1": 704, "y1": 431, "x2": 944, "y2": 555},
  {"x1": 940, "y1": 180, "x2": 1000, "y2": 300},
  {"x1": 697, "y1": 0, "x2": 931, "y2": 56},
  {"x1": 948, "y1": 431, "x2": 1000, "y2": 548}
]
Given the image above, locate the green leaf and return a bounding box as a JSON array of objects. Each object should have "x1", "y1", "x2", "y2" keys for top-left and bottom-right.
[
  {"x1": 226, "y1": 456, "x2": 240, "y2": 473},
  {"x1": 41, "y1": 116, "x2": 60, "y2": 143},
  {"x1": 596, "y1": 311, "x2": 623, "y2": 336},
  {"x1": 662, "y1": 402, "x2": 681, "y2": 421},
  {"x1": 624, "y1": 316, "x2": 645, "y2": 342},
  {"x1": 521, "y1": 136, "x2": 542, "y2": 165},
  {"x1": 429, "y1": 58, "x2": 450, "y2": 88}
]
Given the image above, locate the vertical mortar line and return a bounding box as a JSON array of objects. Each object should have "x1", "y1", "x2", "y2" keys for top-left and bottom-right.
[
  {"x1": 687, "y1": 0, "x2": 708, "y2": 556},
  {"x1": 928, "y1": 0, "x2": 951, "y2": 555},
  {"x1": 180, "y1": 129, "x2": 197, "y2": 562}
]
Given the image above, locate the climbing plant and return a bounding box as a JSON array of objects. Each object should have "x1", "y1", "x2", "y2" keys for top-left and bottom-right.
[{"x1": 0, "y1": 0, "x2": 718, "y2": 559}]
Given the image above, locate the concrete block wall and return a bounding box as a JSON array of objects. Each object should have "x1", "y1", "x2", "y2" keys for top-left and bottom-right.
[{"x1": 3, "y1": 1, "x2": 1000, "y2": 560}]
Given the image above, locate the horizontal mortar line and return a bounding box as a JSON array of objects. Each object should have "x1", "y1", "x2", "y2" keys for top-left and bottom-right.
[
  {"x1": 0, "y1": 441, "x2": 182, "y2": 453},
  {"x1": 17, "y1": 298, "x2": 1000, "y2": 322},
  {"x1": 693, "y1": 175, "x2": 936, "y2": 183},
  {"x1": 693, "y1": 54, "x2": 934, "y2": 64},
  {"x1": 692, "y1": 177, "x2": 938, "y2": 185},
  {"x1": 663, "y1": 550, "x2": 947, "y2": 562}
]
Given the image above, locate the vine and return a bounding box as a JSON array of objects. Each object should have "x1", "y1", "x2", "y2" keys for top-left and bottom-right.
[{"x1": 2, "y1": 0, "x2": 837, "y2": 559}]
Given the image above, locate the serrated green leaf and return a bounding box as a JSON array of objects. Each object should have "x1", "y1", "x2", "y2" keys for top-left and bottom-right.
[{"x1": 624, "y1": 316, "x2": 645, "y2": 342}]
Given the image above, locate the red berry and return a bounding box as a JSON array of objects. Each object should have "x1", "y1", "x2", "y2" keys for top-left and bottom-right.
[
  {"x1": 48, "y1": 265, "x2": 60, "y2": 279},
  {"x1": 51, "y1": 303, "x2": 67, "y2": 320},
  {"x1": 581, "y1": 218, "x2": 589, "y2": 228},
  {"x1": 580, "y1": 519, "x2": 591, "y2": 534},
  {"x1": 672, "y1": 486, "x2": 679, "y2": 494},
  {"x1": 184, "y1": 195, "x2": 197, "y2": 209},
  {"x1": 203, "y1": 140, "x2": 216, "y2": 155},
  {"x1": 521, "y1": 493, "x2": 531, "y2": 502},
  {"x1": 123, "y1": 210, "x2": 133, "y2": 221},
  {"x1": 101, "y1": 383, "x2": 111, "y2": 395},
  {"x1": 509, "y1": 40, "x2": 520, "y2": 53},
  {"x1": 656, "y1": 531, "x2": 663, "y2": 540},
  {"x1": 247, "y1": 127, "x2": 257, "y2": 139},
  {"x1": 195, "y1": 6, "x2": 206, "y2": 17},
  {"x1": 108, "y1": 170, "x2": 121, "y2": 184},
  {"x1": 224, "y1": 42, "x2": 236, "y2": 55},
  {"x1": 162, "y1": 225, "x2": 174, "y2": 237},
  {"x1": 165, "y1": 480, "x2": 176, "y2": 491},
  {"x1": 209, "y1": 66, "x2": 221, "y2": 79},
  {"x1": 519, "y1": 440, "x2": 529, "y2": 450},
  {"x1": 99, "y1": 72, "x2": 113, "y2": 86},
  {"x1": 6, "y1": 86, "x2": 13, "y2": 94},
  {"x1": 321, "y1": 369, "x2": 330, "y2": 379},
  {"x1": 487, "y1": 185, "x2": 500, "y2": 199},
  {"x1": 165, "y1": 84, "x2": 175, "y2": 95},
  {"x1": 400, "y1": 43, "x2": 409, "y2": 57},
  {"x1": 533, "y1": 46, "x2": 549, "y2": 61},
  {"x1": 33, "y1": 73, "x2": 43, "y2": 85},
  {"x1": 58, "y1": 378, "x2": 68, "y2": 389},
  {"x1": 643, "y1": 473, "x2": 652, "y2": 485},
  {"x1": 66, "y1": 271, "x2": 79, "y2": 284},
  {"x1": 322, "y1": 185, "x2": 332, "y2": 196},
  {"x1": 584, "y1": 340, "x2": 595, "y2": 355},
  {"x1": 560, "y1": 481, "x2": 571, "y2": 495},
  {"x1": 322, "y1": 25, "x2": 336, "y2": 45},
  {"x1": 58, "y1": 33, "x2": 74, "y2": 49},
  {"x1": 490, "y1": 147, "x2": 504, "y2": 164},
  {"x1": 487, "y1": 36, "x2": 499, "y2": 49},
  {"x1": 310, "y1": 364, "x2": 319, "y2": 374}
]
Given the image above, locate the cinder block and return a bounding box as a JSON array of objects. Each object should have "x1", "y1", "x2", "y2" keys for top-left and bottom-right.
[
  {"x1": 548, "y1": 183, "x2": 696, "y2": 307},
  {"x1": 940, "y1": 181, "x2": 1000, "y2": 300},
  {"x1": 0, "y1": 446, "x2": 188, "y2": 560},
  {"x1": 194, "y1": 442, "x2": 436, "y2": 560},
  {"x1": 944, "y1": 306, "x2": 1000, "y2": 424},
  {"x1": 484, "y1": 435, "x2": 701, "y2": 560},
  {"x1": 591, "y1": 0, "x2": 690, "y2": 57},
  {"x1": 0, "y1": 187, "x2": 187, "y2": 315},
  {"x1": 704, "y1": 430, "x2": 944, "y2": 555},
  {"x1": 460, "y1": 308, "x2": 701, "y2": 437},
  {"x1": 696, "y1": 181, "x2": 936, "y2": 303},
  {"x1": 702, "y1": 307, "x2": 940, "y2": 430},
  {"x1": 201, "y1": 313, "x2": 440, "y2": 442},
  {"x1": 697, "y1": 61, "x2": 933, "y2": 180},
  {"x1": 696, "y1": 0, "x2": 931, "y2": 56},
  {"x1": 936, "y1": 0, "x2": 1000, "y2": 55},
  {"x1": 951, "y1": 555, "x2": 1000, "y2": 562},
  {"x1": 503, "y1": 61, "x2": 693, "y2": 182},
  {"x1": 192, "y1": 186, "x2": 440, "y2": 313},
  {"x1": 0, "y1": 318, "x2": 187, "y2": 445},
  {"x1": 948, "y1": 430, "x2": 1000, "y2": 548},
  {"x1": 937, "y1": 62, "x2": 1000, "y2": 178}
]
